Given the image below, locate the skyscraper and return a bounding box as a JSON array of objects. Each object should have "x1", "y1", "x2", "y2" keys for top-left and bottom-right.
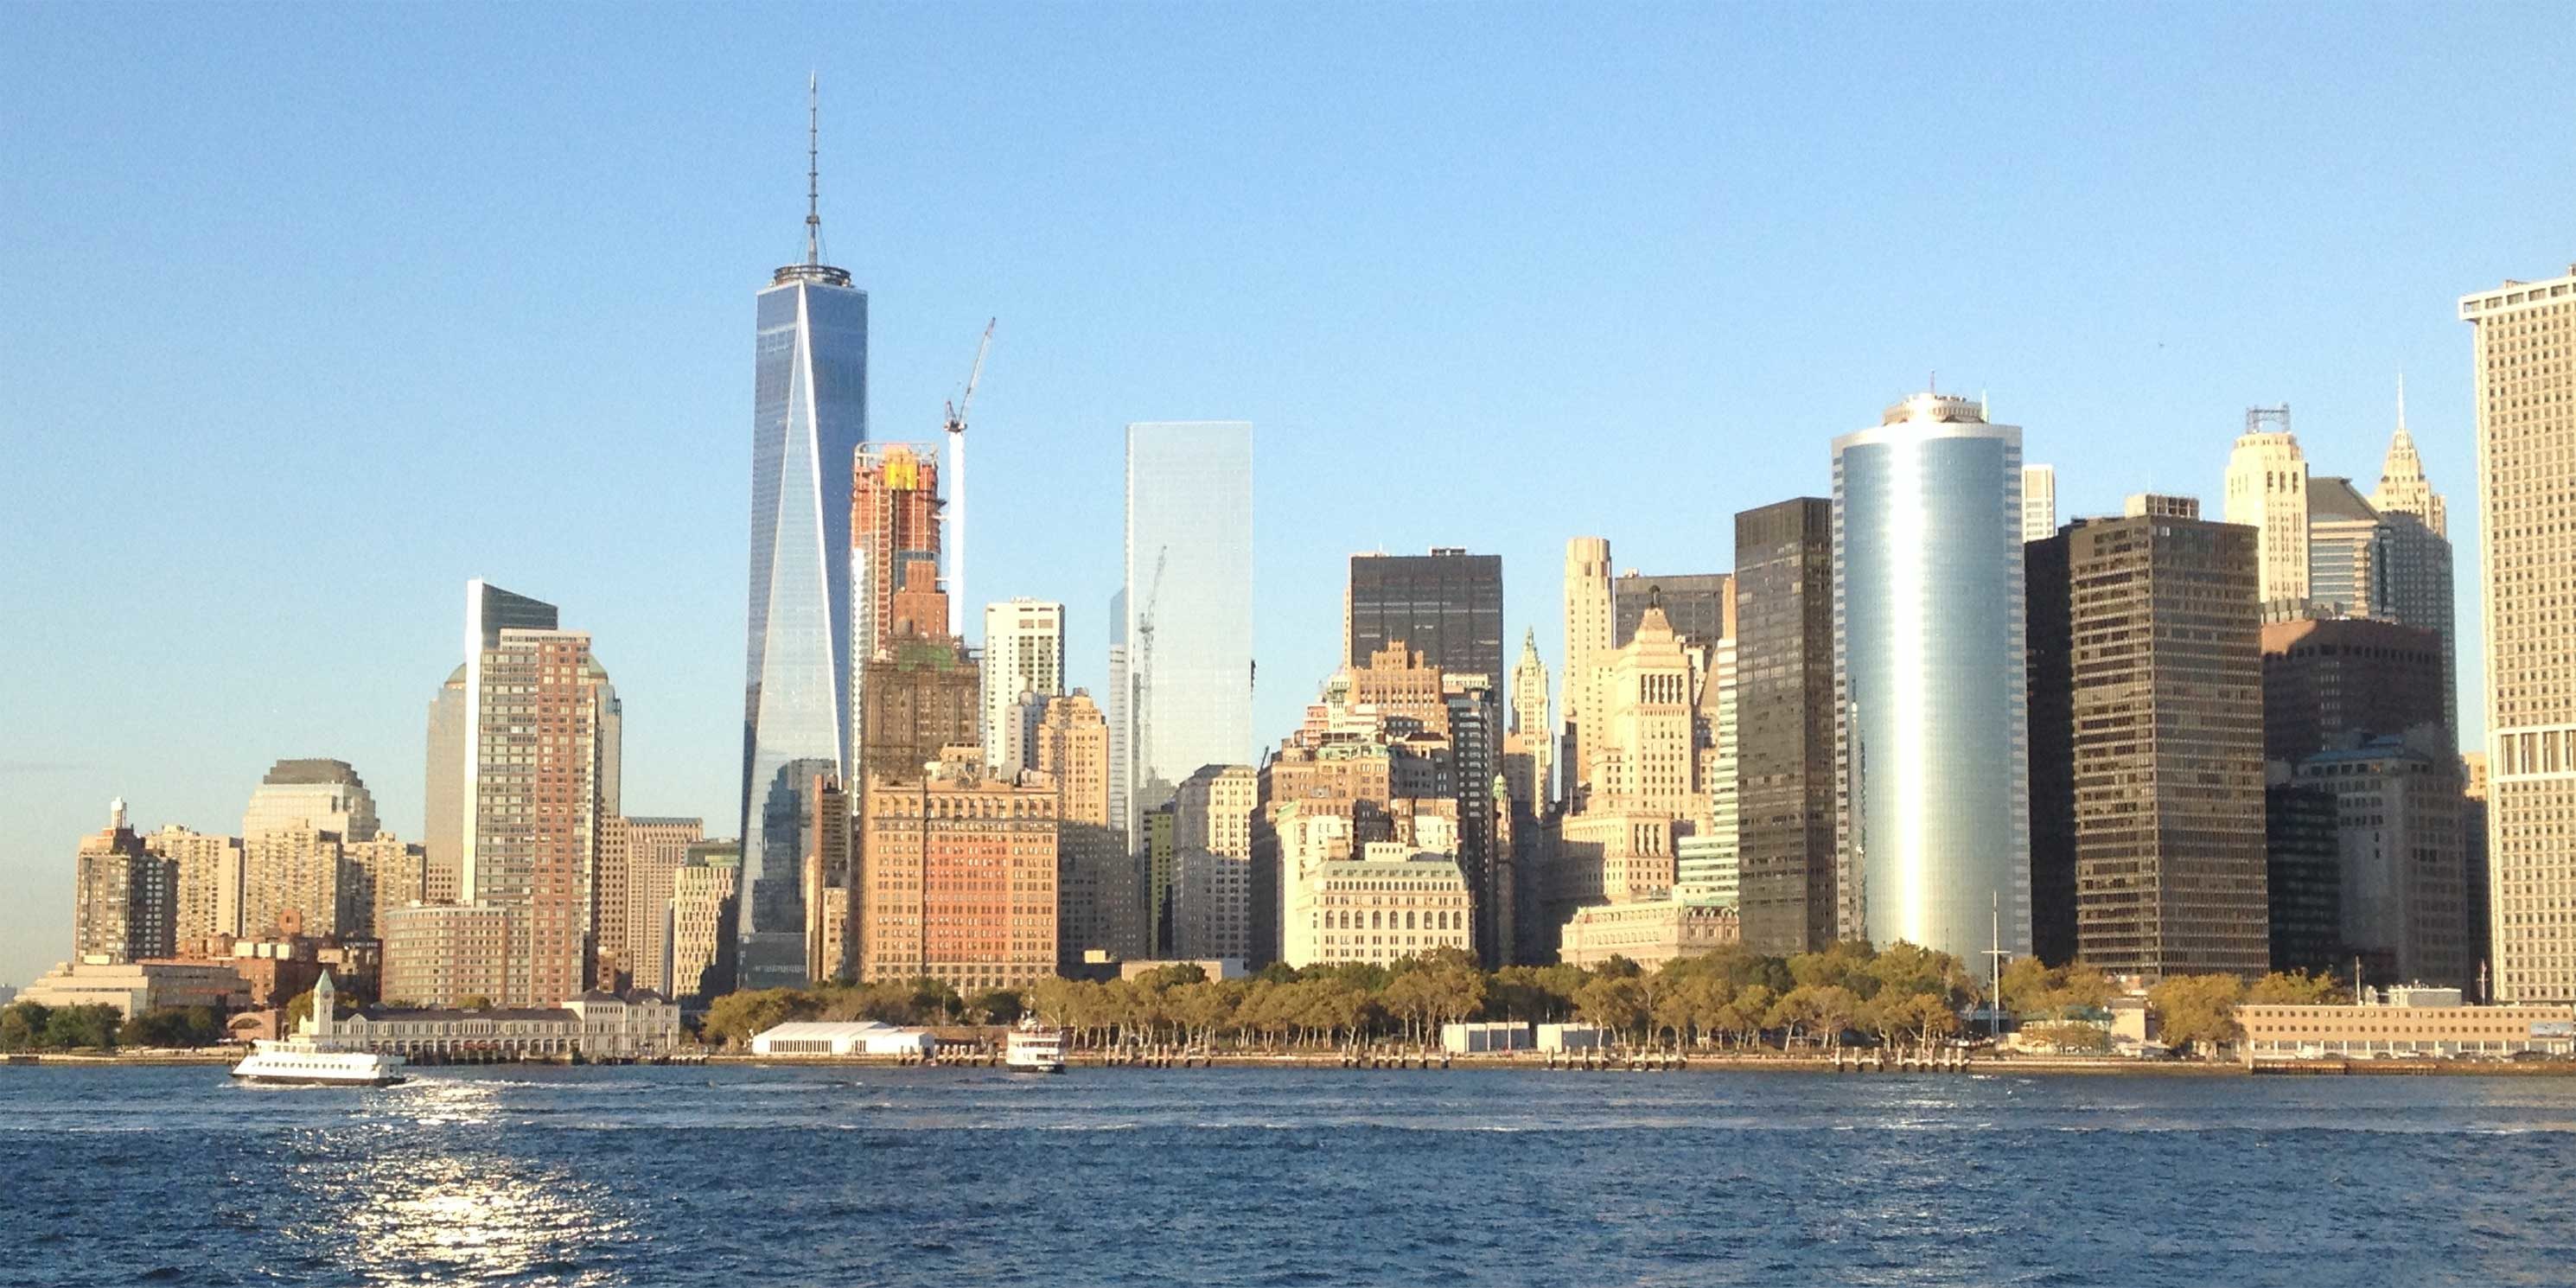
[
  {"x1": 1559, "y1": 537, "x2": 1612, "y2": 806},
  {"x1": 1119, "y1": 421, "x2": 1253, "y2": 839},
  {"x1": 2370, "y1": 377, "x2": 2447, "y2": 538},
  {"x1": 2460, "y1": 266, "x2": 2576, "y2": 1003},
  {"x1": 2260, "y1": 617, "x2": 2448, "y2": 765},
  {"x1": 1610, "y1": 571, "x2": 1730, "y2": 650},
  {"x1": 2021, "y1": 464, "x2": 2057, "y2": 543},
  {"x1": 981, "y1": 598, "x2": 1065, "y2": 769},
  {"x1": 2223, "y1": 405, "x2": 2310, "y2": 615},
  {"x1": 743, "y1": 81, "x2": 869, "y2": 988},
  {"x1": 242, "y1": 760, "x2": 379, "y2": 843},
  {"x1": 428, "y1": 580, "x2": 558, "y2": 906},
  {"x1": 2295, "y1": 735, "x2": 2469, "y2": 989},
  {"x1": 424, "y1": 600, "x2": 621, "y2": 1008},
  {"x1": 1345, "y1": 548, "x2": 1505, "y2": 694},
  {"x1": 1508, "y1": 628, "x2": 1551, "y2": 813},
  {"x1": 1733, "y1": 499, "x2": 1837, "y2": 956},
  {"x1": 2030, "y1": 507, "x2": 2269, "y2": 980},
  {"x1": 2305, "y1": 476, "x2": 2382, "y2": 618},
  {"x1": 74, "y1": 800, "x2": 175, "y2": 964},
  {"x1": 147, "y1": 826, "x2": 242, "y2": 944},
  {"x1": 1833, "y1": 392, "x2": 2030, "y2": 963}
]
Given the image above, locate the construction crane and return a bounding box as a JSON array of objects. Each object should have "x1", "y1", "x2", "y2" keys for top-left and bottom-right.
[
  {"x1": 1134, "y1": 545, "x2": 1169, "y2": 796},
  {"x1": 942, "y1": 317, "x2": 996, "y2": 639}
]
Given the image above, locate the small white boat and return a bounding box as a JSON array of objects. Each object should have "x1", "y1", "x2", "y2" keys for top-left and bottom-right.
[
  {"x1": 231, "y1": 1038, "x2": 408, "y2": 1087},
  {"x1": 1005, "y1": 1017, "x2": 1066, "y2": 1074}
]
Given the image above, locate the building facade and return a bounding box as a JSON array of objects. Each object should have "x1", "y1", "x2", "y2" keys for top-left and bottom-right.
[
  {"x1": 980, "y1": 598, "x2": 1064, "y2": 770},
  {"x1": 1559, "y1": 537, "x2": 1613, "y2": 804},
  {"x1": 2035, "y1": 510, "x2": 2269, "y2": 979},
  {"x1": 2223, "y1": 405, "x2": 2310, "y2": 614},
  {"x1": 1283, "y1": 847, "x2": 1472, "y2": 968},
  {"x1": 1833, "y1": 393, "x2": 2031, "y2": 962},
  {"x1": 2260, "y1": 617, "x2": 2449, "y2": 764},
  {"x1": 666, "y1": 843, "x2": 740, "y2": 1004},
  {"x1": 2296, "y1": 736, "x2": 2470, "y2": 989},
  {"x1": 1508, "y1": 628, "x2": 1552, "y2": 813},
  {"x1": 1119, "y1": 420, "x2": 1253, "y2": 840},
  {"x1": 465, "y1": 626, "x2": 617, "y2": 1007},
  {"x1": 427, "y1": 581, "x2": 558, "y2": 905},
  {"x1": 148, "y1": 826, "x2": 243, "y2": 944},
  {"x1": 2021, "y1": 464, "x2": 2057, "y2": 543},
  {"x1": 380, "y1": 903, "x2": 512, "y2": 1007},
  {"x1": 2462, "y1": 267, "x2": 2576, "y2": 1003},
  {"x1": 613, "y1": 817, "x2": 705, "y2": 996},
  {"x1": 858, "y1": 765, "x2": 1060, "y2": 993},
  {"x1": 242, "y1": 759, "x2": 379, "y2": 843},
  {"x1": 1558, "y1": 899, "x2": 1740, "y2": 972},
  {"x1": 74, "y1": 800, "x2": 175, "y2": 965},
  {"x1": 341, "y1": 834, "x2": 425, "y2": 941},
  {"x1": 2264, "y1": 779, "x2": 2344, "y2": 976},
  {"x1": 1346, "y1": 547, "x2": 1505, "y2": 694},
  {"x1": 1734, "y1": 499, "x2": 1838, "y2": 957}
]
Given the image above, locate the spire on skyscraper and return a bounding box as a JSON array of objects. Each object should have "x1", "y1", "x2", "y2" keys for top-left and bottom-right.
[
  {"x1": 2370, "y1": 372, "x2": 2447, "y2": 538},
  {"x1": 806, "y1": 71, "x2": 821, "y2": 267}
]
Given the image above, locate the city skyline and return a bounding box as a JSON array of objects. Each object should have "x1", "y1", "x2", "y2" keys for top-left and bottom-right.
[{"x1": 5, "y1": 7, "x2": 2573, "y2": 986}]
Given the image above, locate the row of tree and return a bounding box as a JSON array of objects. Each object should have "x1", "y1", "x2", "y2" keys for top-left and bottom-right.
[
  {"x1": 0, "y1": 1002, "x2": 229, "y2": 1052},
  {"x1": 705, "y1": 942, "x2": 2000, "y2": 1051},
  {"x1": 705, "y1": 946, "x2": 2359, "y2": 1057}
]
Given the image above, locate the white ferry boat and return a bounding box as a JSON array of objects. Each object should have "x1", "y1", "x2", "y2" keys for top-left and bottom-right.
[
  {"x1": 231, "y1": 1038, "x2": 408, "y2": 1087},
  {"x1": 1006, "y1": 1017, "x2": 1067, "y2": 1074}
]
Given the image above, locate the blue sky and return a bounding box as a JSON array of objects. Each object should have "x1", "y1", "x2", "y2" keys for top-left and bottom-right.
[{"x1": 3, "y1": 3, "x2": 2568, "y2": 986}]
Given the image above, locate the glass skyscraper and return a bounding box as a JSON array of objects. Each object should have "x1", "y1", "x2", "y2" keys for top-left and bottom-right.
[
  {"x1": 1833, "y1": 392, "x2": 2030, "y2": 964},
  {"x1": 1120, "y1": 421, "x2": 1253, "y2": 839},
  {"x1": 740, "y1": 168, "x2": 868, "y2": 986}
]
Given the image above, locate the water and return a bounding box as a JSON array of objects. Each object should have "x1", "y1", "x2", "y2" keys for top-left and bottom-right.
[{"x1": 7, "y1": 1065, "x2": 2573, "y2": 1286}]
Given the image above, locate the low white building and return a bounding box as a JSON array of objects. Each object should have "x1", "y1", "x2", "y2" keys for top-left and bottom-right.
[
  {"x1": 1441, "y1": 1021, "x2": 1532, "y2": 1055},
  {"x1": 749, "y1": 1020, "x2": 938, "y2": 1057},
  {"x1": 1557, "y1": 899, "x2": 1740, "y2": 971},
  {"x1": 1536, "y1": 1023, "x2": 1607, "y2": 1052}
]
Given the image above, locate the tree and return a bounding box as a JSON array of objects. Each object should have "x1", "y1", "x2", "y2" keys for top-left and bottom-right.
[
  {"x1": 701, "y1": 987, "x2": 814, "y2": 1047},
  {"x1": 2245, "y1": 970, "x2": 2347, "y2": 1006},
  {"x1": 1574, "y1": 976, "x2": 1647, "y2": 1039},
  {"x1": 966, "y1": 988, "x2": 1025, "y2": 1026},
  {"x1": 0, "y1": 1001, "x2": 51, "y2": 1052},
  {"x1": 41, "y1": 1004, "x2": 121, "y2": 1051},
  {"x1": 119, "y1": 1006, "x2": 225, "y2": 1049},
  {"x1": 2147, "y1": 973, "x2": 2246, "y2": 1056}
]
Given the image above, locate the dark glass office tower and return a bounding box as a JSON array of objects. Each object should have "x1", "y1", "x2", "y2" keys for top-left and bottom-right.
[
  {"x1": 1611, "y1": 572, "x2": 1730, "y2": 649},
  {"x1": 741, "y1": 87, "x2": 869, "y2": 987},
  {"x1": 1734, "y1": 498, "x2": 1837, "y2": 956},
  {"x1": 1346, "y1": 548, "x2": 1504, "y2": 695}
]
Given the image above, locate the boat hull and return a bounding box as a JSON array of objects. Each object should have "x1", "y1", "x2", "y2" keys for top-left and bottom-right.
[{"x1": 230, "y1": 1071, "x2": 409, "y2": 1087}]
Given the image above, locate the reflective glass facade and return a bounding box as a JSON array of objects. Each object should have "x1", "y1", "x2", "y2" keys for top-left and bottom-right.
[
  {"x1": 1121, "y1": 422, "x2": 1253, "y2": 838},
  {"x1": 743, "y1": 268, "x2": 868, "y2": 976},
  {"x1": 1833, "y1": 398, "x2": 2029, "y2": 963}
]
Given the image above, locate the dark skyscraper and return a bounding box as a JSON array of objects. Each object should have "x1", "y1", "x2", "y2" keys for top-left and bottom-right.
[
  {"x1": 1346, "y1": 548, "x2": 1504, "y2": 695},
  {"x1": 2260, "y1": 617, "x2": 2448, "y2": 764},
  {"x1": 1733, "y1": 499, "x2": 1836, "y2": 956},
  {"x1": 741, "y1": 81, "x2": 870, "y2": 987},
  {"x1": 2264, "y1": 778, "x2": 2344, "y2": 976},
  {"x1": 2040, "y1": 507, "x2": 2269, "y2": 980},
  {"x1": 1611, "y1": 571, "x2": 1731, "y2": 649},
  {"x1": 2024, "y1": 524, "x2": 2077, "y2": 966}
]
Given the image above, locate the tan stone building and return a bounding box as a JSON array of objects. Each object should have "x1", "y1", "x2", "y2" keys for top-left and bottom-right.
[
  {"x1": 2239, "y1": 987, "x2": 2574, "y2": 1060},
  {"x1": 241, "y1": 758, "x2": 379, "y2": 844},
  {"x1": 342, "y1": 834, "x2": 426, "y2": 941},
  {"x1": 666, "y1": 845, "x2": 740, "y2": 1002},
  {"x1": 858, "y1": 764, "x2": 1059, "y2": 992},
  {"x1": 241, "y1": 826, "x2": 348, "y2": 942},
  {"x1": 1284, "y1": 845, "x2": 1471, "y2": 967},
  {"x1": 2222, "y1": 405, "x2": 2311, "y2": 613},
  {"x1": 2460, "y1": 266, "x2": 2576, "y2": 1004},
  {"x1": 1561, "y1": 536, "x2": 1613, "y2": 801},
  {"x1": 1036, "y1": 691, "x2": 1141, "y2": 965},
  {"x1": 1558, "y1": 900, "x2": 1742, "y2": 972},
  {"x1": 381, "y1": 903, "x2": 511, "y2": 1007},
  {"x1": 147, "y1": 825, "x2": 243, "y2": 943},
  {"x1": 615, "y1": 817, "x2": 705, "y2": 995},
  {"x1": 74, "y1": 800, "x2": 175, "y2": 965}
]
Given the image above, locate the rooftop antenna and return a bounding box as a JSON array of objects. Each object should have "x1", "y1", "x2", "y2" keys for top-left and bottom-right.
[
  {"x1": 806, "y1": 72, "x2": 821, "y2": 266},
  {"x1": 2395, "y1": 371, "x2": 2408, "y2": 434}
]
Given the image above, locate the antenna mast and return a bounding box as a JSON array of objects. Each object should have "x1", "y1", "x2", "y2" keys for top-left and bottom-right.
[{"x1": 806, "y1": 73, "x2": 821, "y2": 266}]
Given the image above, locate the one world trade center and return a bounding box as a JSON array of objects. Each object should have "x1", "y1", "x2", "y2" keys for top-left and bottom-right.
[{"x1": 742, "y1": 78, "x2": 866, "y2": 987}]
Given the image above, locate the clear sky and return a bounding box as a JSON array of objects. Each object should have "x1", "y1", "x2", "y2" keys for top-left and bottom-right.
[{"x1": 3, "y1": 3, "x2": 2569, "y2": 987}]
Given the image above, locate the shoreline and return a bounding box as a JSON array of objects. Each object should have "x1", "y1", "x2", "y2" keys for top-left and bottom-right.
[{"x1": 14, "y1": 1050, "x2": 2576, "y2": 1077}]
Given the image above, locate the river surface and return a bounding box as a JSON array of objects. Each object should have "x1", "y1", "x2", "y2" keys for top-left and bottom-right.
[{"x1": 5, "y1": 1064, "x2": 2573, "y2": 1286}]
